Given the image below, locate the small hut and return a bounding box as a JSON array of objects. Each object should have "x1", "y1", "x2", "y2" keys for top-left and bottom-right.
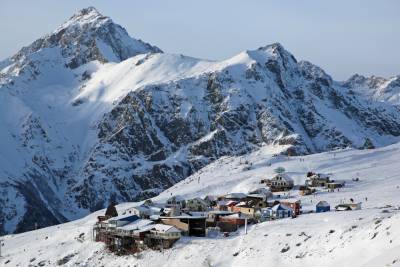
[{"x1": 316, "y1": 201, "x2": 330, "y2": 213}]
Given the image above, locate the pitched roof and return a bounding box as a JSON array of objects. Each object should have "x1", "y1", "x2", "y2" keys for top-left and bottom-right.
[
  {"x1": 224, "y1": 213, "x2": 251, "y2": 219},
  {"x1": 150, "y1": 224, "x2": 181, "y2": 233},
  {"x1": 273, "y1": 173, "x2": 294, "y2": 182},
  {"x1": 271, "y1": 204, "x2": 293, "y2": 212},
  {"x1": 316, "y1": 201, "x2": 330, "y2": 207},
  {"x1": 248, "y1": 188, "x2": 272, "y2": 195}
]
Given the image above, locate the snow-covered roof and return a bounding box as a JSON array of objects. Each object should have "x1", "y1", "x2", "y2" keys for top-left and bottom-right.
[
  {"x1": 149, "y1": 215, "x2": 160, "y2": 220},
  {"x1": 105, "y1": 214, "x2": 139, "y2": 223},
  {"x1": 128, "y1": 205, "x2": 149, "y2": 212},
  {"x1": 247, "y1": 193, "x2": 266, "y2": 199},
  {"x1": 129, "y1": 205, "x2": 163, "y2": 213},
  {"x1": 273, "y1": 173, "x2": 294, "y2": 182},
  {"x1": 161, "y1": 214, "x2": 206, "y2": 219},
  {"x1": 307, "y1": 173, "x2": 330, "y2": 180},
  {"x1": 271, "y1": 204, "x2": 293, "y2": 212},
  {"x1": 316, "y1": 201, "x2": 330, "y2": 207},
  {"x1": 117, "y1": 219, "x2": 154, "y2": 231},
  {"x1": 248, "y1": 187, "x2": 272, "y2": 195},
  {"x1": 150, "y1": 224, "x2": 181, "y2": 233}
]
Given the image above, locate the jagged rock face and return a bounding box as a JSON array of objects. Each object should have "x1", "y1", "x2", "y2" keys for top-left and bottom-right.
[{"x1": 1, "y1": 9, "x2": 400, "y2": 233}]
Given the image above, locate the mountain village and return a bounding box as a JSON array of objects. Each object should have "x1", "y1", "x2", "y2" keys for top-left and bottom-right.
[
  {"x1": 1, "y1": 6, "x2": 400, "y2": 267},
  {"x1": 92, "y1": 166, "x2": 362, "y2": 255}
]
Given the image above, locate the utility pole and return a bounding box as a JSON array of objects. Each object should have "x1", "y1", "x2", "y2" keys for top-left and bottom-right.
[{"x1": 244, "y1": 218, "x2": 248, "y2": 235}]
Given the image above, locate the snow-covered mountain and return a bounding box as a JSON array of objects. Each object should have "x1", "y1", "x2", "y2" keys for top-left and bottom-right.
[
  {"x1": 343, "y1": 74, "x2": 400, "y2": 105},
  {"x1": 0, "y1": 7, "x2": 400, "y2": 234}
]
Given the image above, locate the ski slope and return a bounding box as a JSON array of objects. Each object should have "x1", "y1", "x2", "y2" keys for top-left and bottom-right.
[{"x1": 1, "y1": 143, "x2": 400, "y2": 267}]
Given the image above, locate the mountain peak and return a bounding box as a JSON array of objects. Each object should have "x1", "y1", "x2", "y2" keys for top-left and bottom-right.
[
  {"x1": 9, "y1": 7, "x2": 162, "y2": 69},
  {"x1": 75, "y1": 6, "x2": 100, "y2": 16},
  {"x1": 343, "y1": 74, "x2": 387, "y2": 89},
  {"x1": 258, "y1": 42, "x2": 284, "y2": 52},
  {"x1": 56, "y1": 7, "x2": 109, "y2": 33},
  {"x1": 71, "y1": 6, "x2": 103, "y2": 19},
  {"x1": 256, "y1": 43, "x2": 296, "y2": 62}
]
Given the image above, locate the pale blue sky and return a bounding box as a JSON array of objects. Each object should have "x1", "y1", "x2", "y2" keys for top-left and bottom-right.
[{"x1": 0, "y1": 0, "x2": 399, "y2": 80}]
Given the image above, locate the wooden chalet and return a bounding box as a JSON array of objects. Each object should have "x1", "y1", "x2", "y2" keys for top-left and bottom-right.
[
  {"x1": 305, "y1": 172, "x2": 330, "y2": 187},
  {"x1": 144, "y1": 224, "x2": 181, "y2": 249},
  {"x1": 263, "y1": 173, "x2": 294, "y2": 192}
]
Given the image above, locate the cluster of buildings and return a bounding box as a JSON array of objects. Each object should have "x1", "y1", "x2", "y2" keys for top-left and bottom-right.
[{"x1": 93, "y1": 171, "x2": 361, "y2": 255}]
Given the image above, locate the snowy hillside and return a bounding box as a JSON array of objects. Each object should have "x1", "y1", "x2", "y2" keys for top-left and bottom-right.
[
  {"x1": 1, "y1": 6, "x2": 400, "y2": 235},
  {"x1": 1, "y1": 143, "x2": 400, "y2": 267},
  {"x1": 343, "y1": 74, "x2": 400, "y2": 105}
]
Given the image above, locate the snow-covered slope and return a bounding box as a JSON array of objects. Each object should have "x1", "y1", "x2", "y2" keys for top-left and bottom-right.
[
  {"x1": 1, "y1": 7, "x2": 400, "y2": 234},
  {"x1": 1, "y1": 143, "x2": 400, "y2": 267},
  {"x1": 343, "y1": 74, "x2": 400, "y2": 105}
]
